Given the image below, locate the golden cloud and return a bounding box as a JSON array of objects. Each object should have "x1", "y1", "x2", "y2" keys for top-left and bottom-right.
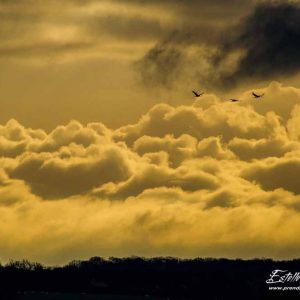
[{"x1": 1, "y1": 82, "x2": 300, "y2": 263}]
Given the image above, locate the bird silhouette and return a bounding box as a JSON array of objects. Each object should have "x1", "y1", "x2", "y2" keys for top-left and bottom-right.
[
  {"x1": 252, "y1": 92, "x2": 264, "y2": 99},
  {"x1": 230, "y1": 99, "x2": 240, "y2": 102},
  {"x1": 192, "y1": 90, "x2": 204, "y2": 97}
]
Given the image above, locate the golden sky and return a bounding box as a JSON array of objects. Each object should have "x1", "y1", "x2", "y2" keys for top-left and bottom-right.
[
  {"x1": 2, "y1": 0, "x2": 300, "y2": 265},
  {"x1": 0, "y1": 0, "x2": 269, "y2": 129}
]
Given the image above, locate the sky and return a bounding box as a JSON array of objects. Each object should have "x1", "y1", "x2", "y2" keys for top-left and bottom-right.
[{"x1": 2, "y1": 0, "x2": 300, "y2": 265}]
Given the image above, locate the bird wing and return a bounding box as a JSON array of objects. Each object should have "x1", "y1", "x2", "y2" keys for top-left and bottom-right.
[
  {"x1": 192, "y1": 91, "x2": 199, "y2": 97},
  {"x1": 252, "y1": 92, "x2": 259, "y2": 97}
]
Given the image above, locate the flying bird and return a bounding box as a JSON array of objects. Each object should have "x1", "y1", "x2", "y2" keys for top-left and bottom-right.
[
  {"x1": 230, "y1": 99, "x2": 240, "y2": 102},
  {"x1": 192, "y1": 90, "x2": 204, "y2": 97},
  {"x1": 252, "y1": 92, "x2": 264, "y2": 99}
]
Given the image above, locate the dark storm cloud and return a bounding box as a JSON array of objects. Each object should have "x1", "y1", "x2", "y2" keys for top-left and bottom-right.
[
  {"x1": 135, "y1": 28, "x2": 213, "y2": 89},
  {"x1": 214, "y1": 1, "x2": 300, "y2": 87},
  {"x1": 135, "y1": 32, "x2": 187, "y2": 88},
  {"x1": 137, "y1": 1, "x2": 300, "y2": 90}
]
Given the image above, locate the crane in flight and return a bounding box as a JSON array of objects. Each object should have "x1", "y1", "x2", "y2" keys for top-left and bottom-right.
[
  {"x1": 192, "y1": 90, "x2": 204, "y2": 97},
  {"x1": 252, "y1": 92, "x2": 264, "y2": 99}
]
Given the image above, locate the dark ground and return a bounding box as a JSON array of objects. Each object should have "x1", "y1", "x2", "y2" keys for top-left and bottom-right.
[{"x1": 1, "y1": 257, "x2": 300, "y2": 300}]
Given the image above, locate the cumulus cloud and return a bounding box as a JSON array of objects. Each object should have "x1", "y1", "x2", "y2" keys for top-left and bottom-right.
[
  {"x1": 93, "y1": 163, "x2": 219, "y2": 200},
  {"x1": 1, "y1": 82, "x2": 300, "y2": 201},
  {"x1": 287, "y1": 104, "x2": 300, "y2": 140},
  {"x1": 242, "y1": 156, "x2": 300, "y2": 195},
  {"x1": 8, "y1": 146, "x2": 133, "y2": 199},
  {"x1": 1, "y1": 82, "x2": 300, "y2": 263},
  {"x1": 113, "y1": 99, "x2": 282, "y2": 145},
  {"x1": 133, "y1": 134, "x2": 197, "y2": 167},
  {"x1": 228, "y1": 136, "x2": 299, "y2": 161}
]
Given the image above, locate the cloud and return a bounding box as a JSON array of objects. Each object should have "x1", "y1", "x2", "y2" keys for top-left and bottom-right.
[
  {"x1": 228, "y1": 136, "x2": 299, "y2": 161},
  {"x1": 204, "y1": 189, "x2": 238, "y2": 209},
  {"x1": 0, "y1": 83, "x2": 299, "y2": 203},
  {"x1": 30, "y1": 120, "x2": 110, "y2": 153},
  {"x1": 212, "y1": 2, "x2": 300, "y2": 87},
  {"x1": 0, "y1": 0, "x2": 252, "y2": 67},
  {"x1": 113, "y1": 0, "x2": 251, "y2": 23},
  {"x1": 287, "y1": 104, "x2": 300, "y2": 140},
  {"x1": 240, "y1": 81, "x2": 300, "y2": 121},
  {"x1": 1, "y1": 82, "x2": 300, "y2": 263},
  {"x1": 0, "y1": 119, "x2": 46, "y2": 157},
  {"x1": 133, "y1": 134, "x2": 197, "y2": 167},
  {"x1": 1, "y1": 82, "x2": 298, "y2": 201},
  {"x1": 0, "y1": 0, "x2": 224, "y2": 62},
  {"x1": 113, "y1": 100, "x2": 282, "y2": 145},
  {"x1": 0, "y1": 176, "x2": 34, "y2": 206},
  {"x1": 93, "y1": 163, "x2": 219, "y2": 200},
  {"x1": 135, "y1": 36, "x2": 186, "y2": 88},
  {"x1": 2, "y1": 186, "x2": 300, "y2": 264},
  {"x1": 87, "y1": 13, "x2": 166, "y2": 42},
  {"x1": 7, "y1": 145, "x2": 134, "y2": 199},
  {"x1": 1, "y1": 0, "x2": 300, "y2": 264},
  {"x1": 242, "y1": 156, "x2": 300, "y2": 195},
  {"x1": 0, "y1": 119, "x2": 135, "y2": 199},
  {"x1": 136, "y1": 2, "x2": 300, "y2": 90},
  {"x1": 197, "y1": 137, "x2": 235, "y2": 160}
]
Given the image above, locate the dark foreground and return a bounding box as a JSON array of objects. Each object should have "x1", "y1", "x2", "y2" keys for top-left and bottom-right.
[{"x1": 1, "y1": 257, "x2": 300, "y2": 300}]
